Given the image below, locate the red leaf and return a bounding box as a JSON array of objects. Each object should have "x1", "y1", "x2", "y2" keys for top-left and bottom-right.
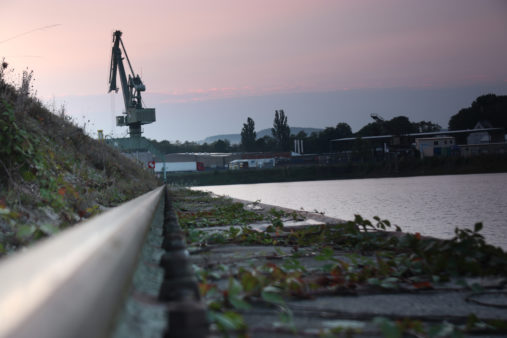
[
  {"x1": 199, "y1": 283, "x2": 215, "y2": 296},
  {"x1": 412, "y1": 281, "x2": 433, "y2": 289},
  {"x1": 314, "y1": 275, "x2": 331, "y2": 287},
  {"x1": 57, "y1": 187, "x2": 66, "y2": 197},
  {"x1": 265, "y1": 262, "x2": 278, "y2": 269}
]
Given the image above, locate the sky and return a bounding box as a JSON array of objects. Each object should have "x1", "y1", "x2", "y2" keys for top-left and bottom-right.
[{"x1": 1, "y1": 0, "x2": 506, "y2": 141}]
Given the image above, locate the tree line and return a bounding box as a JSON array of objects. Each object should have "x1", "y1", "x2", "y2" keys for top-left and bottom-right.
[{"x1": 150, "y1": 94, "x2": 506, "y2": 154}]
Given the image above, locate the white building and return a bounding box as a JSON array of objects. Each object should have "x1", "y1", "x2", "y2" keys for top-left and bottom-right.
[
  {"x1": 415, "y1": 136, "x2": 456, "y2": 158},
  {"x1": 467, "y1": 121, "x2": 493, "y2": 145}
]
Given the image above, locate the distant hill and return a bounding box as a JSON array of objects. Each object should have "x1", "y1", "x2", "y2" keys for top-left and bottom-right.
[{"x1": 201, "y1": 127, "x2": 323, "y2": 144}]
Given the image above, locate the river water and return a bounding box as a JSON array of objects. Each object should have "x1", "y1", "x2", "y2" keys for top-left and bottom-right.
[{"x1": 194, "y1": 173, "x2": 507, "y2": 250}]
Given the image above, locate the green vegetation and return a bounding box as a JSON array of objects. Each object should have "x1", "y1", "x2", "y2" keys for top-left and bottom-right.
[
  {"x1": 0, "y1": 65, "x2": 158, "y2": 256},
  {"x1": 149, "y1": 137, "x2": 236, "y2": 153},
  {"x1": 271, "y1": 109, "x2": 291, "y2": 151},
  {"x1": 357, "y1": 116, "x2": 441, "y2": 137},
  {"x1": 173, "y1": 188, "x2": 507, "y2": 337},
  {"x1": 240, "y1": 117, "x2": 256, "y2": 152}
]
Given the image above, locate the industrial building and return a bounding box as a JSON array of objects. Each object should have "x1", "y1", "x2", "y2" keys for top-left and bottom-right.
[{"x1": 331, "y1": 125, "x2": 505, "y2": 159}]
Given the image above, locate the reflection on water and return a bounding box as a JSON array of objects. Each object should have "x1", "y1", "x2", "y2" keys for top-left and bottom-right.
[{"x1": 194, "y1": 173, "x2": 507, "y2": 250}]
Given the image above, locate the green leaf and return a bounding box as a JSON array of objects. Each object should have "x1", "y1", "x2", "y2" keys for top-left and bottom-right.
[
  {"x1": 229, "y1": 296, "x2": 251, "y2": 310},
  {"x1": 21, "y1": 170, "x2": 36, "y2": 182},
  {"x1": 474, "y1": 222, "x2": 483, "y2": 233},
  {"x1": 315, "y1": 247, "x2": 334, "y2": 261},
  {"x1": 380, "y1": 277, "x2": 399, "y2": 289},
  {"x1": 16, "y1": 225, "x2": 36, "y2": 239},
  {"x1": 241, "y1": 272, "x2": 259, "y2": 292},
  {"x1": 373, "y1": 317, "x2": 402, "y2": 338},
  {"x1": 40, "y1": 223, "x2": 59, "y2": 235},
  {"x1": 228, "y1": 277, "x2": 243, "y2": 297},
  {"x1": 321, "y1": 263, "x2": 334, "y2": 273},
  {"x1": 428, "y1": 322, "x2": 456, "y2": 338},
  {"x1": 261, "y1": 286, "x2": 284, "y2": 305},
  {"x1": 207, "y1": 300, "x2": 222, "y2": 311},
  {"x1": 274, "y1": 247, "x2": 284, "y2": 256},
  {"x1": 208, "y1": 311, "x2": 246, "y2": 331}
]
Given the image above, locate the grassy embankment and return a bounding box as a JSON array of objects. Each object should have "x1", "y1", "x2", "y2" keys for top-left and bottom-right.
[
  {"x1": 165, "y1": 155, "x2": 507, "y2": 186},
  {"x1": 0, "y1": 69, "x2": 158, "y2": 256}
]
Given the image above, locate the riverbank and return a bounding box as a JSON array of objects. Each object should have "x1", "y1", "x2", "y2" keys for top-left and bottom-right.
[
  {"x1": 173, "y1": 187, "x2": 507, "y2": 337},
  {"x1": 194, "y1": 173, "x2": 507, "y2": 250},
  {"x1": 165, "y1": 154, "x2": 507, "y2": 186}
]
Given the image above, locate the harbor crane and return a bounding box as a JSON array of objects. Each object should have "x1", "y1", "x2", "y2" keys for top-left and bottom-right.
[{"x1": 108, "y1": 30, "x2": 155, "y2": 138}]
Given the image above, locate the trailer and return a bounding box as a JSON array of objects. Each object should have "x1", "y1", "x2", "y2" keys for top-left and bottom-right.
[{"x1": 154, "y1": 162, "x2": 197, "y2": 173}]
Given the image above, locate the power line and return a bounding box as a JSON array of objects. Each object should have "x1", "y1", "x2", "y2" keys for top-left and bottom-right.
[{"x1": 0, "y1": 24, "x2": 61, "y2": 44}]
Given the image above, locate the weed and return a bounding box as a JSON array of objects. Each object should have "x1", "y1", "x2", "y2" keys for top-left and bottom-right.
[{"x1": 175, "y1": 188, "x2": 507, "y2": 337}]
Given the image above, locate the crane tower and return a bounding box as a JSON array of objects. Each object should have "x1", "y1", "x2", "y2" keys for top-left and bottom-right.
[{"x1": 108, "y1": 30, "x2": 155, "y2": 138}]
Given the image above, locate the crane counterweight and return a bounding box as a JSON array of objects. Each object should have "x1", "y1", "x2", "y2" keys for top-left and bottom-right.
[{"x1": 108, "y1": 30, "x2": 155, "y2": 138}]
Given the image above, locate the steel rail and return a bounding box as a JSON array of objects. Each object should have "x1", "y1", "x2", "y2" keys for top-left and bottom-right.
[{"x1": 0, "y1": 185, "x2": 165, "y2": 338}]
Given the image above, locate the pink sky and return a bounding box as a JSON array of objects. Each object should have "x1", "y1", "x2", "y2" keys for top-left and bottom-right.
[{"x1": 1, "y1": 0, "x2": 507, "y2": 140}]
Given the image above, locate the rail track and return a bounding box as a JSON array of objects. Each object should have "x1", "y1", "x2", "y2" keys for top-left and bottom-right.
[
  {"x1": 0, "y1": 186, "x2": 208, "y2": 338},
  {"x1": 3, "y1": 185, "x2": 507, "y2": 337}
]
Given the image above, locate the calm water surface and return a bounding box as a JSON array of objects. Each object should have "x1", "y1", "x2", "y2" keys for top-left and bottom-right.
[{"x1": 194, "y1": 173, "x2": 507, "y2": 250}]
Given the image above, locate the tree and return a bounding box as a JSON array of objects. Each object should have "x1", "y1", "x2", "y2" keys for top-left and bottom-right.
[
  {"x1": 212, "y1": 139, "x2": 230, "y2": 153},
  {"x1": 356, "y1": 122, "x2": 384, "y2": 137},
  {"x1": 271, "y1": 109, "x2": 291, "y2": 151},
  {"x1": 255, "y1": 136, "x2": 277, "y2": 152},
  {"x1": 295, "y1": 131, "x2": 307, "y2": 139},
  {"x1": 240, "y1": 117, "x2": 256, "y2": 152},
  {"x1": 386, "y1": 116, "x2": 418, "y2": 135},
  {"x1": 448, "y1": 94, "x2": 507, "y2": 130},
  {"x1": 356, "y1": 116, "x2": 418, "y2": 136},
  {"x1": 335, "y1": 122, "x2": 353, "y2": 139}
]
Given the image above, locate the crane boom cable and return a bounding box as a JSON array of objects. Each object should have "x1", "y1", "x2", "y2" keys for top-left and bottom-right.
[
  {"x1": 0, "y1": 24, "x2": 61, "y2": 44},
  {"x1": 119, "y1": 39, "x2": 136, "y2": 77}
]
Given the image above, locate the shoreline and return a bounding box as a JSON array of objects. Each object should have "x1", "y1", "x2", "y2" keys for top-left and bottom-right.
[
  {"x1": 192, "y1": 172, "x2": 507, "y2": 251},
  {"x1": 166, "y1": 154, "x2": 507, "y2": 187}
]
